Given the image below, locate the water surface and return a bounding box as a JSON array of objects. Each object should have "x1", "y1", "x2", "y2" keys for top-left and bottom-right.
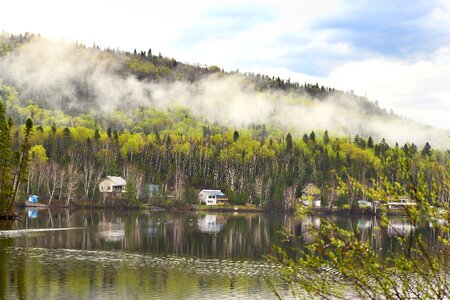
[{"x1": 0, "y1": 209, "x2": 440, "y2": 299}]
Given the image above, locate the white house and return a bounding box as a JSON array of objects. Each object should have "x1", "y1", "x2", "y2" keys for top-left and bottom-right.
[
  {"x1": 198, "y1": 190, "x2": 228, "y2": 205},
  {"x1": 99, "y1": 176, "x2": 127, "y2": 197}
]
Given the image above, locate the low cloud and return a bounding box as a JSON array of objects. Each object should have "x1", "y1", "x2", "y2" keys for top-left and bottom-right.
[{"x1": 0, "y1": 38, "x2": 448, "y2": 149}]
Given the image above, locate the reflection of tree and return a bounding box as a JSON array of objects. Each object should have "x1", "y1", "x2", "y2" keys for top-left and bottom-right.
[{"x1": 0, "y1": 238, "x2": 12, "y2": 299}]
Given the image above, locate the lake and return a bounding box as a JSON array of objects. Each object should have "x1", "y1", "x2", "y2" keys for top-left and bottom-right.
[{"x1": 0, "y1": 209, "x2": 441, "y2": 299}]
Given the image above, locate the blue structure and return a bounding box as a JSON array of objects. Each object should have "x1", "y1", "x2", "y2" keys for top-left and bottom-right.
[{"x1": 27, "y1": 195, "x2": 39, "y2": 203}]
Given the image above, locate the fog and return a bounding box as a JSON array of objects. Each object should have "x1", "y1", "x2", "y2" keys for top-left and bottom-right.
[{"x1": 0, "y1": 38, "x2": 448, "y2": 148}]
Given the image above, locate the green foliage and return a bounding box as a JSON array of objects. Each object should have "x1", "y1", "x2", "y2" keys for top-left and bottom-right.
[
  {"x1": 421, "y1": 142, "x2": 432, "y2": 157},
  {"x1": 286, "y1": 133, "x2": 293, "y2": 151},
  {"x1": 233, "y1": 130, "x2": 239, "y2": 142},
  {"x1": 323, "y1": 130, "x2": 330, "y2": 145},
  {"x1": 0, "y1": 79, "x2": 447, "y2": 211},
  {"x1": 123, "y1": 181, "x2": 138, "y2": 206},
  {"x1": 271, "y1": 177, "x2": 450, "y2": 299},
  {"x1": 0, "y1": 101, "x2": 13, "y2": 212},
  {"x1": 0, "y1": 103, "x2": 33, "y2": 215},
  {"x1": 183, "y1": 187, "x2": 197, "y2": 205}
]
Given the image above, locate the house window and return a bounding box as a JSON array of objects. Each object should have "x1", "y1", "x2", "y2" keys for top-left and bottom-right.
[{"x1": 107, "y1": 186, "x2": 111, "y2": 190}]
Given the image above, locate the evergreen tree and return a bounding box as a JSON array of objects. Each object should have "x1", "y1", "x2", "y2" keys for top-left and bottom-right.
[
  {"x1": 309, "y1": 131, "x2": 316, "y2": 143},
  {"x1": 286, "y1": 133, "x2": 293, "y2": 151},
  {"x1": 233, "y1": 130, "x2": 239, "y2": 142},
  {"x1": 323, "y1": 130, "x2": 330, "y2": 145},
  {"x1": 421, "y1": 142, "x2": 432, "y2": 157},
  {"x1": 0, "y1": 101, "x2": 13, "y2": 213},
  {"x1": 410, "y1": 143, "x2": 418, "y2": 154},
  {"x1": 123, "y1": 181, "x2": 138, "y2": 206},
  {"x1": 9, "y1": 118, "x2": 33, "y2": 211},
  {"x1": 367, "y1": 136, "x2": 374, "y2": 148},
  {"x1": 302, "y1": 133, "x2": 309, "y2": 144}
]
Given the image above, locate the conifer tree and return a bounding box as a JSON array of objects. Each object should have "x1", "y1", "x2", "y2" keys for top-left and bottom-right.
[
  {"x1": 323, "y1": 130, "x2": 330, "y2": 145},
  {"x1": 309, "y1": 131, "x2": 316, "y2": 143},
  {"x1": 367, "y1": 136, "x2": 374, "y2": 148},
  {"x1": 286, "y1": 133, "x2": 293, "y2": 151},
  {"x1": 9, "y1": 118, "x2": 33, "y2": 211},
  {"x1": 421, "y1": 142, "x2": 432, "y2": 157},
  {"x1": 0, "y1": 101, "x2": 13, "y2": 213},
  {"x1": 233, "y1": 130, "x2": 239, "y2": 142}
]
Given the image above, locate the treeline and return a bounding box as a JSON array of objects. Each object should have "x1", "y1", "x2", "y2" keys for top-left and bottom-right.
[
  {"x1": 16, "y1": 117, "x2": 450, "y2": 210},
  {"x1": 0, "y1": 34, "x2": 448, "y2": 210},
  {"x1": 1, "y1": 94, "x2": 447, "y2": 210}
]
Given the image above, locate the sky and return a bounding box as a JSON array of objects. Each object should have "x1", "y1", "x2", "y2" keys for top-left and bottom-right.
[{"x1": 2, "y1": 0, "x2": 450, "y2": 129}]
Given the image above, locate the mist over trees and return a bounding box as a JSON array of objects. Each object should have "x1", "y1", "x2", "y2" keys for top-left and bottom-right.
[
  {"x1": 0, "y1": 33, "x2": 448, "y2": 148},
  {"x1": 0, "y1": 79, "x2": 448, "y2": 209},
  {"x1": 0, "y1": 33, "x2": 448, "y2": 208}
]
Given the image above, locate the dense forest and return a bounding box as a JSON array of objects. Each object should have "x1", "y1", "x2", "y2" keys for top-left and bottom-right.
[{"x1": 0, "y1": 33, "x2": 449, "y2": 210}]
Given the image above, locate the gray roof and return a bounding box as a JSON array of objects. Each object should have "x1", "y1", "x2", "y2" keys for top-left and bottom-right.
[
  {"x1": 200, "y1": 189, "x2": 225, "y2": 196},
  {"x1": 106, "y1": 176, "x2": 126, "y2": 186}
]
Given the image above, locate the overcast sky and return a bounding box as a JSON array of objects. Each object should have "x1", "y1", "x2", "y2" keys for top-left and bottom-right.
[{"x1": 3, "y1": 0, "x2": 450, "y2": 129}]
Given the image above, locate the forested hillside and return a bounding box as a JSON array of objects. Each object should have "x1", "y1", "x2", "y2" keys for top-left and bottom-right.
[
  {"x1": 1, "y1": 33, "x2": 448, "y2": 148},
  {"x1": 0, "y1": 33, "x2": 448, "y2": 209}
]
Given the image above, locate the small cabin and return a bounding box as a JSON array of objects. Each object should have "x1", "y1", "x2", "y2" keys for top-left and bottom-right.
[
  {"x1": 199, "y1": 190, "x2": 228, "y2": 205},
  {"x1": 300, "y1": 183, "x2": 321, "y2": 207},
  {"x1": 386, "y1": 196, "x2": 416, "y2": 209},
  {"x1": 99, "y1": 176, "x2": 127, "y2": 197}
]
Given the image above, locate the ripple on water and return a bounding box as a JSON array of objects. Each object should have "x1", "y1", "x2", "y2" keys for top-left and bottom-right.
[
  {"x1": 6, "y1": 246, "x2": 281, "y2": 277},
  {"x1": 0, "y1": 227, "x2": 83, "y2": 238},
  {"x1": 4, "y1": 247, "x2": 297, "y2": 299}
]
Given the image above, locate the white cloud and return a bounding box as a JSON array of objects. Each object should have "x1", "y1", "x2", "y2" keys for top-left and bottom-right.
[{"x1": 323, "y1": 51, "x2": 450, "y2": 129}]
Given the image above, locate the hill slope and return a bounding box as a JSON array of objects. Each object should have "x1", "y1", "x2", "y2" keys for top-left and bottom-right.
[{"x1": 0, "y1": 33, "x2": 448, "y2": 148}]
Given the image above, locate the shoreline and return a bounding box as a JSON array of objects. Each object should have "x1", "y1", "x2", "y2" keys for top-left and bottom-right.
[{"x1": 14, "y1": 202, "x2": 389, "y2": 217}]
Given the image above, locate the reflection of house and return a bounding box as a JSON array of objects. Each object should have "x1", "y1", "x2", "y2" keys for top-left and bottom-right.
[
  {"x1": 98, "y1": 222, "x2": 125, "y2": 242},
  {"x1": 197, "y1": 214, "x2": 225, "y2": 233},
  {"x1": 199, "y1": 190, "x2": 228, "y2": 205},
  {"x1": 299, "y1": 216, "x2": 321, "y2": 243},
  {"x1": 387, "y1": 220, "x2": 415, "y2": 236},
  {"x1": 99, "y1": 176, "x2": 127, "y2": 197},
  {"x1": 357, "y1": 218, "x2": 373, "y2": 230},
  {"x1": 300, "y1": 183, "x2": 321, "y2": 207}
]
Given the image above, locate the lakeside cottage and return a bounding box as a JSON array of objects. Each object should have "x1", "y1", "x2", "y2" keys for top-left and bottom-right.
[
  {"x1": 199, "y1": 190, "x2": 228, "y2": 205},
  {"x1": 300, "y1": 183, "x2": 321, "y2": 208},
  {"x1": 99, "y1": 176, "x2": 127, "y2": 197},
  {"x1": 386, "y1": 196, "x2": 416, "y2": 209}
]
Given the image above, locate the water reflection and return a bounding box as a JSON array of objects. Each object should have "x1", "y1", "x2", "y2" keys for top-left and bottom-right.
[
  {"x1": 387, "y1": 219, "x2": 416, "y2": 236},
  {"x1": 0, "y1": 209, "x2": 446, "y2": 299},
  {"x1": 197, "y1": 214, "x2": 226, "y2": 234},
  {"x1": 26, "y1": 209, "x2": 38, "y2": 219},
  {"x1": 98, "y1": 222, "x2": 125, "y2": 242},
  {"x1": 0, "y1": 209, "x2": 444, "y2": 258}
]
